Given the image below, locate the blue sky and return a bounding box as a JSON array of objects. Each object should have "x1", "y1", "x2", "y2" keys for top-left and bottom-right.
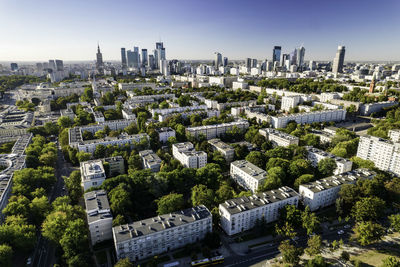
[{"x1": 0, "y1": 0, "x2": 399, "y2": 61}]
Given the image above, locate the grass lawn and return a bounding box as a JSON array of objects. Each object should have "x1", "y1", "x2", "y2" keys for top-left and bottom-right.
[
  {"x1": 0, "y1": 141, "x2": 15, "y2": 154},
  {"x1": 95, "y1": 250, "x2": 108, "y2": 265},
  {"x1": 351, "y1": 250, "x2": 400, "y2": 267}
]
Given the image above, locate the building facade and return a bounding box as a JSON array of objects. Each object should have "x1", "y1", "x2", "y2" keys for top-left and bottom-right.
[
  {"x1": 208, "y1": 139, "x2": 235, "y2": 162},
  {"x1": 186, "y1": 121, "x2": 249, "y2": 140},
  {"x1": 259, "y1": 128, "x2": 299, "y2": 147},
  {"x1": 139, "y1": 150, "x2": 162, "y2": 172},
  {"x1": 80, "y1": 160, "x2": 107, "y2": 191},
  {"x1": 172, "y1": 142, "x2": 207, "y2": 168},
  {"x1": 306, "y1": 146, "x2": 353, "y2": 175},
  {"x1": 230, "y1": 160, "x2": 267, "y2": 193}
]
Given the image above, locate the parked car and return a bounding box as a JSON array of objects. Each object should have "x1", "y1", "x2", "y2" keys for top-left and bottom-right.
[{"x1": 337, "y1": 230, "x2": 345, "y2": 235}]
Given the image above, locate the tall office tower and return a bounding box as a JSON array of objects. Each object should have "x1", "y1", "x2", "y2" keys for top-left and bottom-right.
[
  {"x1": 96, "y1": 44, "x2": 104, "y2": 72},
  {"x1": 266, "y1": 61, "x2": 272, "y2": 71},
  {"x1": 296, "y1": 46, "x2": 305, "y2": 69},
  {"x1": 289, "y1": 50, "x2": 297, "y2": 65},
  {"x1": 281, "y1": 54, "x2": 289, "y2": 68},
  {"x1": 127, "y1": 50, "x2": 135, "y2": 68},
  {"x1": 159, "y1": 59, "x2": 168, "y2": 75},
  {"x1": 215, "y1": 52, "x2": 222, "y2": 67},
  {"x1": 223, "y1": 57, "x2": 228, "y2": 67},
  {"x1": 272, "y1": 46, "x2": 281, "y2": 64},
  {"x1": 251, "y1": 59, "x2": 258, "y2": 68},
  {"x1": 246, "y1": 58, "x2": 252, "y2": 68},
  {"x1": 160, "y1": 48, "x2": 166, "y2": 60},
  {"x1": 332, "y1": 45, "x2": 346, "y2": 74},
  {"x1": 55, "y1": 60, "x2": 64, "y2": 71},
  {"x1": 36, "y1": 63, "x2": 43, "y2": 72},
  {"x1": 49, "y1": 60, "x2": 56, "y2": 70},
  {"x1": 141, "y1": 49, "x2": 148, "y2": 67},
  {"x1": 309, "y1": 60, "x2": 316, "y2": 70},
  {"x1": 133, "y1": 46, "x2": 140, "y2": 68},
  {"x1": 148, "y1": 55, "x2": 155, "y2": 69},
  {"x1": 10, "y1": 63, "x2": 18, "y2": 71},
  {"x1": 121, "y1": 48, "x2": 127, "y2": 67}
]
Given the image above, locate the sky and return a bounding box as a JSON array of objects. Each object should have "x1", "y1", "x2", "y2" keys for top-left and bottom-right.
[{"x1": 0, "y1": 0, "x2": 399, "y2": 62}]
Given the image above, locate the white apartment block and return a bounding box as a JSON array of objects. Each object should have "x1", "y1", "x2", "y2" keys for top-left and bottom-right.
[
  {"x1": 84, "y1": 190, "x2": 113, "y2": 245},
  {"x1": 172, "y1": 142, "x2": 207, "y2": 168},
  {"x1": 319, "y1": 92, "x2": 340, "y2": 103},
  {"x1": 118, "y1": 82, "x2": 156, "y2": 90},
  {"x1": 139, "y1": 150, "x2": 162, "y2": 172},
  {"x1": 158, "y1": 109, "x2": 220, "y2": 123},
  {"x1": 281, "y1": 95, "x2": 301, "y2": 111},
  {"x1": 150, "y1": 105, "x2": 208, "y2": 117},
  {"x1": 270, "y1": 109, "x2": 346, "y2": 128},
  {"x1": 77, "y1": 133, "x2": 149, "y2": 154},
  {"x1": 186, "y1": 120, "x2": 249, "y2": 140},
  {"x1": 80, "y1": 160, "x2": 107, "y2": 191},
  {"x1": 259, "y1": 128, "x2": 299, "y2": 147},
  {"x1": 93, "y1": 111, "x2": 105, "y2": 123},
  {"x1": 230, "y1": 160, "x2": 267, "y2": 193},
  {"x1": 389, "y1": 129, "x2": 400, "y2": 143},
  {"x1": 208, "y1": 139, "x2": 235, "y2": 162},
  {"x1": 112, "y1": 205, "x2": 212, "y2": 261},
  {"x1": 306, "y1": 146, "x2": 353, "y2": 175},
  {"x1": 219, "y1": 187, "x2": 299, "y2": 236},
  {"x1": 356, "y1": 135, "x2": 400, "y2": 176},
  {"x1": 122, "y1": 109, "x2": 137, "y2": 120},
  {"x1": 359, "y1": 101, "x2": 398, "y2": 116},
  {"x1": 299, "y1": 169, "x2": 376, "y2": 211},
  {"x1": 156, "y1": 127, "x2": 176, "y2": 143}
]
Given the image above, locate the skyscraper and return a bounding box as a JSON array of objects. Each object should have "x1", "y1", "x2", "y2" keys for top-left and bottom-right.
[
  {"x1": 155, "y1": 42, "x2": 165, "y2": 69},
  {"x1": 133, "y1": 46, "x2": 140, "y2": 68},
  {"x1": 332, "y1": 46, "x2": 346, "y2": 74},
  {"x1": 251, "y1": 59, "x2": 257, "y2": 68},
  {"x1": 223, "y1": 57, "x2": 228, "y2": 67},
  {"x1": 10, "y1": 63, "x2": 18, "y2": 71},
  {"x1": 127, "y1": 50, "x2": 134, "y2": 68},
  {"x1": 121, "y1": 48, "x2": 127, "y2": 67},
  {"x1": 148, "y1": 55, "x2": 155, "y2": 69},
  {"x1": 49, "y1": 60, "x2": 56, "y2": 70},
  {"x1": 141, "y1": 49, "x2": 148, "y2": 67},
  {"x1": 246, "y1": 58, "x2": 251, "y2": 68},
  {"x1": 55, "y1": 60, "x2": 64, "y2": 71},
  {"x1": 272, "y1": 46, "x2": 281, "y2": 64},
  {"x1": 281, "y1": 54, "x2": 290, "y2": 67},
  {"x1": 96, "y1": 44, "x2": 104, "y2": 72},
  {"x1": 296, "y1": 46, "x2": 305, "y2": 69},
  {"x1": 215, "y1": 52, "x2": 222, "y2": 67}
]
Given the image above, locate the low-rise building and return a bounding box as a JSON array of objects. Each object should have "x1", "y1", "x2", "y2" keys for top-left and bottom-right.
[
  {"x1": 104, "y1": 156, "x2": 125, "y2": 177},
  {"x1": 219, "y1": 187, "x2": 299, "y2": 236},
  {"x1": 84, "y1": 190, "x2": 113, "y2": 245},
  {"x1": 80, "y1": 160, "x2": 107, "y2": 191},
  {"x1": 359, "y1": 101, "x2": 398, "y2": 116},
  {"x1": 172, "y1": 142, "x2": 207, "y2": 168},
  {"x1": 156, "y1": 127, "x2": 176, "y2": 143},
  {"x1": 112, "y1": 205, "x2": 212, "y2": 261},
  {"x1": 299, "y1": 169, "x2": 375, "y2": 211},
  {"x1": 186, "y1": 120, "x2": 249, "y2": 140},
  {"x1": 139, "y1": 150, "x2": 162, "y2": 172},
  {"x1": 259, "y1": 128, "x2": 299, "y2": 147},
  {"x1": 208, "y1": 139, "x2": 235, "y2": 162},
  {"x1": 270, "y1": 109, "x2": 346, "y2": 128},
  {"x1": 306, "y1": 146, "x2": 353, "y2": 175},
  {"x1": 230, "y1": 160, "x2": 267, "y2": 193}
]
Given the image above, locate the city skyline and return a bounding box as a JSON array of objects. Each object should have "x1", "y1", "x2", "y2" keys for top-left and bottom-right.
[{"x1": 0, "y1": 0, "x2": 399, "y2": 62}]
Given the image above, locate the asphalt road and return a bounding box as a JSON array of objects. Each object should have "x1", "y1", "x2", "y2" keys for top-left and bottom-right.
[{"x1": 31, "y1": 147, "x2": 76, "y2": 267}]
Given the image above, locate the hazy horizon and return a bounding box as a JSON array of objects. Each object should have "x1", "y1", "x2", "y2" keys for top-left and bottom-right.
[{"x1": 1, "y1": 0, "x2": 399, "y2": 62}]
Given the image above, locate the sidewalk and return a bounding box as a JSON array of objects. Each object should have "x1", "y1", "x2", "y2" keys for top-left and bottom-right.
[{"x1": 229, "y1": 235, "x2": 275, "y2": 255}]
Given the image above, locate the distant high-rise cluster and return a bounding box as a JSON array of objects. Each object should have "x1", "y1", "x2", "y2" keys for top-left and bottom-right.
[
  {"x1": 96, "y1": 44, "x2": 103, "y2": 73},
  {"x1": 332, "y1": 45, "x2": 346, "y2": 74}
]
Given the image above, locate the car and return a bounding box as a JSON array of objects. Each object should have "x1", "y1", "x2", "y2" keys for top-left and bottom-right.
[
  {"x1": 292, "y1": 236, "x2": 299, "y2": 241},
  {"x1": 337, "y1": 230, "x2": 345, "y2": 235},
  {"x1": 26, "y1": 257, "x2": 32, "y2": 266},
  {"x1": 344, "y1": 224, "x2": 351, "y2": 229}
]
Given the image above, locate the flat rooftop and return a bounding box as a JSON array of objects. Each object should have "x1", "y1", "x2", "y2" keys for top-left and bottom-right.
[
  {"x1": 84, "y1": 190, "x2": 112, "y2": 224},
  {"x1": 231, "y1": 160, "x2": 267, "y2": 181}
]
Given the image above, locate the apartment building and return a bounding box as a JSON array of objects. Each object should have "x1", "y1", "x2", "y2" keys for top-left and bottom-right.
[
  {"x1": 139, "y1": 150, "x2": 162, "y2": 172},
  {"x1": 77, "y1": 133, "x2": 149, "y2": 154},
  {"x1": 186, "y1": 120, "x2": 249, "y2": 140},
  {"x1": 359, "y1": 101, "x2": 398, "y2": 116},
  {"x1": 80, "y1": 160, "x2": 107, "y2": 190},
  {"x1": 84, "y1": 190, "x2": 113, "y2": 245},
  {"x1": 158, "y1": 109, "x2": 220, "y2": 123},
  {"x1": 259, "y1": 128, "x2": 299, "y2": 147},
  {"x1": 219, "y1": 187, "x2": 299, "y2": 235},
  {"x1": 150, "y1": 105, "x2": 208, "y2": 117},
  {"x1": 208, "y1": 139, "x2": 235, "y2": 162},
  {"x1": 156, "y1": 127, "x2": 176, "y2": 143},
  {"x1": 270, "y1": 109, "x2": 346, "y2": 128},
  {"x1": 306, "y1": 146, "x2": 353, "y2": 175},
  {"x1": 389, "y1": 129, "x2": 400, "y2": 143},
  {"x1": 299, "y1": 169, "x2": 376, "y2": 211},
  {"x1": 112, "y1": 205, "x2": 212, "y2": 261},
  {"x1": 356, "y1": 135, "x2": 400, "y2": 176},
  {"x1": 104, "y1": 156, "x2": 125, "y2": 177},
  {"x1": 230, "y1": 160, "x2": 267, "y2": 193},
  {"x1": 172, "y1": 142, "x2": 207, "y2": 168}
]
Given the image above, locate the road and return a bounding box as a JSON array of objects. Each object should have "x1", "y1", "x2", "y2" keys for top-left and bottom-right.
[
  {"x1": 31, "y1": 147, "x2": 76, "y2": 267},
  {"x1": 223, "y1": 229, "x2": 351, "y2": 267}
]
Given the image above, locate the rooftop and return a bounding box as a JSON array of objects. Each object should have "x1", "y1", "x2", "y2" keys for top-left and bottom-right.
[
  {"x1": 113, "y1": 205, "x2": 211, "y2": 243},
  {"x1": 220, "y1": 186, "x2": 299, "y2": 215},
  {"x1": 81, "y1": 160, "x2": 105, "y2": 180},
  {"x1": 84, "y1": 190, "x2": 112, "y2": 224},
  {"x1": 260, "y1": 128, "x2": 299, "y2": 141},
  {"x1": 231, "y1": 160, "x2": 267, "y2": 181}
]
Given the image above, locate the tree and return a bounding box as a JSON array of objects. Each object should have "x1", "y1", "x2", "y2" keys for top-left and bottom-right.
[
  {"x1": 94, "y1": 144, "x2": 107, "y2": 159},
  {"x1": 60, "y1": 219, "x2": 89, "y2": 260},
  {"x1": 64, "y1": 170, "x2": 82, "y2": 204},
  {"x1": 294, "y1": 174, "x2": 315, "y2": 189},
  {"x1": 305, "y1": 235, "x2": 322, "y2": 256},
  {"x1": 191, "y1": 184, "x2": 214, "y2": 209},
  {"x1": 215, "y1": 183, "x2": 234, "y2": 202},
  {"x1": 29, "y1": 195, "x2": 51, "y2": 226},
  {"x1": 351, "y1": 156, "x2": 375, "y2": 169},
  {"x1": 381, "y1": 256, "x2": 400, "y2": 267},
  {"x1": 245, "y1": 151, "x2": 266, "y2": 169},
  {"x1": 275, "y1": 221, "x2": 296, "y2": 238},
  {"x1": 341, "y1": 251, "x2": 350, "y2": 261},
  {"x1": 305, "y1": 255, "x2": 327, "y2": 267},
  {"x1": 289, "y1": 159, "x2": 312, "y2": 181},
  {"x1": 302, "y1": 206, "x2": 320, "y2": 235},
  {"x1": 266, "y1": 157, "x2": 290, "y2": 171},
  {"x1": 385, "y1": 178, "x2": 400, "y2": 204},
  {"x1": 259, "y1": 167, "x2": 283, "y2": 191},
  {"x1": 128, "y1": 153, "x2": 143, "y2": 171},
  {"x1": 81, "y1": 87, "x2": 93, "y2": 102},
  {"x1": 278, "y1": 240, "x2": 303, "y2": 265},
  {"x1": 2, "y1": 195, "x2": 30, "y2": 218},
  {"x1": 156, "y1": 193, "x2": 185, "y2": 215},
  {"x1": 353, "y1": 221, "x2": 385, "y2": 246},
  {"x1": 351, "y1": 196, "x2": 385, "y2": 222},
  {"x1": 112, "y1": 214, "x2": 126, "y2": 227},
  {"x1": 42, "y1": 211, "x2": 69, "y2": 244},
  {"x1": 389, "y1": 214, "x2": 400, "y2": 232},
  {"x1": 0, "y1": 244, "x2": 12, "y2": 267},
  {"x1": 195, "y1": 163, "x2": 223, "y2": 190},
  {"x1": 57, "y1": 116, "x2": 73, "y2": 129},
  {"x1": 108, "y1": 184, "x2": 132, "y2": 216},
  {"x1": 317, "y1": 158, "x2": 337, "y2": 177},
  {"x1": 114, "y1": 258, "x2": 133, "y2": 267},
  {"x1": 76, "y1": 151, "x2": 91, "y2": 162},
  {"x1": 303, "y1": 134, "x2": 321, "y2": 147},
  {"x1": 0, "y1": 215, "x2": 36, "y2": 252}
]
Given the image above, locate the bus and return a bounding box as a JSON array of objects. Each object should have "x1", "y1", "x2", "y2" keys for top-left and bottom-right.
[{"x1": 191, "y1": 255, "x2": 224, "y2": 266}]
